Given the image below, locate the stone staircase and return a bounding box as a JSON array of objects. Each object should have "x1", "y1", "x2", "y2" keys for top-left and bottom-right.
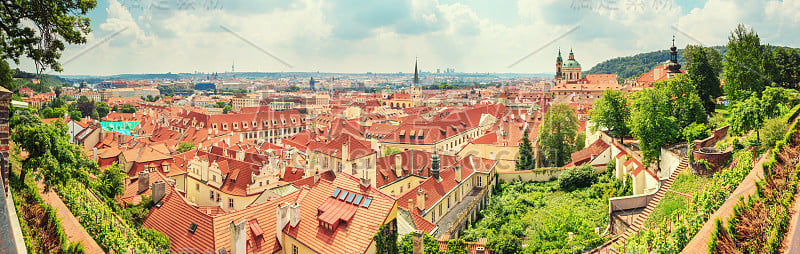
[{"x1": 588, "y1": 158, "x2": 689, "y2": 253}]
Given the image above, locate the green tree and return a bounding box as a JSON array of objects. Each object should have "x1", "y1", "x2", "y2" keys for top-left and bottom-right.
[
  {"x1": 722, "y1": 24, "x2": 774, "y2": 103},
  {"x1": 398, "y1": 232, "x2": 439, "y2": 254},
  {"x1": 11, "y1": 110, "x2": 96, "y2": 187},
  {"x1": 444, "y1": 239, "x2": 469, "y2": 254},
  {"x1": 558, "y1": 164, "x2": 598, "y2": 191},
  {"x1": 486, "y1": 234, "x2": 522, "y2": 254},
  {"x1": 384, "y1": 147, "x2": 404, "y2": 156},
  {"x1": 121, "y1": 103, "x2": 137, "y2": 113},
  {"x1": 176, "y1": 141, "x2": 195, "y2": 153},
  {"x1": 68, "y1": 110, "x2": 81, "y2": 121},
  {"x1": 687, "y1": 46, "x2": 722, "y2": 114},
  {"x1": 111, "y1": 104, "x2": 119, "y2": 113},
  {"x1": 288, "y1": 85, "x2": 300, "y2": 92},
  {"x1": 653, "y1": 75, "x2": 707, "y2": 130},
  {"x1": 99, "y1": 163, "x2": 125, "y2": 199},
  {"x1": 373, "y1": 223, "x2": 398, "y2": 254},
  {"x1": 0, "y1": 0, "x2": 97, "y2": 73},
  {"x1": 772, "y1": 46, "x2": 800, "y2": 89},
  {"x1": 629, "y1": 88, "x2": 680, "y2": 167},
  {"x1": 682, "y1": 122, "x2": 710, "y2": 143},
  {"x1": 729, "y1": 93, "x2": 764, "y2": 149},
  {"x1": 684, "y1": 44, "x2": 723, "y2": 76},
  {"x1": 223, "y1": 105, "x2": 232, "y2": 114},
  {"x1": 590, "y1": 89, "x2": 630, "y2": 142},
  {"x1": 538, "y1": 104, "x2": 579, "y2": 167},
  {"x1": 516, "y1": 130, "x2": 535, "y2": 171},
  {"x1": 0, "y1": 60, "x2": 14, "y2": 91},
  {"x1": 760, "y1": 117, "x2": 788, "y2": 150},
  {"x1": 95, "y1": 101, "x2": 110, "y2": 118}
]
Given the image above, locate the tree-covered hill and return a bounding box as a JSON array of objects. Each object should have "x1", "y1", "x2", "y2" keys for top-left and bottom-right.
[{"x1": 584, "y1": 46, "x2": 728, "y2": 82}]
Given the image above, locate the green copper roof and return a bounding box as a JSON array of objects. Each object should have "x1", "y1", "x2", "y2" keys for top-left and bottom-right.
[{"x1": 563, "y1": 59, "x2": 581, "y2": 67}]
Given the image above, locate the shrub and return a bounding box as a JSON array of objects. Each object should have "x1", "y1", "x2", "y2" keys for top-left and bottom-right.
[
  {"x1": 486, "y1": 234, "x2": 522, "y2": 254},
  {"x1": 760, "y1": 118, "x2": 789, "y2": 151},
  {"x1": 558, "y1": 164, "x2": 598, "y2": 191}
]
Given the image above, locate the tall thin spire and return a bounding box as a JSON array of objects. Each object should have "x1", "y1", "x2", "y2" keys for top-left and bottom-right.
[{"x1": 413, "y1": 57, "x2": 420, "y2": 85}]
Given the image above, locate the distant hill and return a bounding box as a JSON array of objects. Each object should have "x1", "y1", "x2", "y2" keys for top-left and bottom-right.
[
  {"x1": 584, "y1": 46, "x2": 728, "y2": 82},
  {"x1": 13, "y1": 69, "x2": 69, "y2": 86}
]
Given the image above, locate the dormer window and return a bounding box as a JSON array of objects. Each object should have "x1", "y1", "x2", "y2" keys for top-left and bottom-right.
[
  {"x1": 243, "y1": 122, "x2": 248, "y2": 128},
  {"x1": 233, "y1": 123, "x2": 238, "y2": 129}
]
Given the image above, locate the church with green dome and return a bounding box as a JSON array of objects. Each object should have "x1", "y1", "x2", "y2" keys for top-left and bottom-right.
[{"x1": 554, "y1": 48, "x2": 583, "y2": 86}]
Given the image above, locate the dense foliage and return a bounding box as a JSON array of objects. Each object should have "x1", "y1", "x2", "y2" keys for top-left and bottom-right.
[
  {"x1": 461, "y1": 170, "x2": 629, "y2": 252},
  {"x1": 686, "y1": 45, "x2": 723, "y2": 114},
  {"x1": 0, "y1": 0, "x2": 97, "y2": 73},
  {"x1": 58, "y1": 180, "x2": 169, "y2": 252},
  {"x1": 398, "y1": 231, "x2": 440, "y2": 254},
  {"x1": 628, "y1": 88, "x2": 679, "y2": 166},
  {"x1": 538, "y1": 104, "x2": 579, "y2": 167},
  {"x1": 176, "y1": 141, "x2": 196, "y2": 153},
  {"x1": 584, "y1": 46, "x2": 728, "y2": 82},
  {"x1": 516, "y1": 131, "x2": 535, "y2": 171},
  {"x1": 590, "y1": 89, "x2": 631, "y2": 142},
  {"x1": 10, "y1": 110, "x2": 96, "y2": 187},
  {"x1": 624, "y1": 149, "x2": 754, "y2": 253},
  {"x1": 709, "y1": 112, "x2": 799, "y2": 253},
  {"x1": 558, "y1": 164, "x2": 597, "y2": 191},
  {"x1": 722, "y1": 24, "x2": 775, "y2": 103},
  {"x1": 485, "y1": 234, "x2": 522, "y2": 254},
  {"x1": 373, "y1": 223, "x2": 398, "y2": 254}
]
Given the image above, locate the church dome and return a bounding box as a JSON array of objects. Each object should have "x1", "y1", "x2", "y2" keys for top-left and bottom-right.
[{"x1": 563, "y1": 59, "x2": 581, "y2": 68}]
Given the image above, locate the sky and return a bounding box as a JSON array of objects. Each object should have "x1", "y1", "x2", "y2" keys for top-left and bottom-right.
[{"x1": 10, "y1": 0, "x2": 800, "y2": 76}]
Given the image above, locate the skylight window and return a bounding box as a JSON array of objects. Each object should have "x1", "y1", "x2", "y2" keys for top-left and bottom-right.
[
  {"x1": 332, "y1": 188, "x2": 341, "y2": 198},
  {"x1": 346, "y1": 193, "x2": 355, "y2": 203},
  {"x1": 339, "y1": 190, "x2": 349, "y2": 200},
  {"x1": 354, "y1": 195, "x2": 363, "y2": 205},
  {"x1": 361, "y1": 198, "x2": 372, "y2": 208},
  {"x1": 189, "y1": 223, "x2": 198, "y2": 233}
]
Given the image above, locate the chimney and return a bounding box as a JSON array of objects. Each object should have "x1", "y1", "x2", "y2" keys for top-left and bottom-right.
[
  {"x1": 236, "y1": 150, "x2": 244, "y2": 161},
  {"x1": 152, "y1": 180, "x2": 166, "y2": 203},
  {"x1": 407, "y1": 199, "x2": 414, "y2": 210},
  {"x1": 341, "y1": 138, "x2": 350, "y2": 162},
  {"x1": 314, "y1": 170, "x2": 320, "y2": 184},
  {"x1": 360, "y1": 176, "x2": 370, "y2": 188},
  {"x1": 455, "y1": 163, "x2": 461, "y2": 182},
  {"x1": 412, "y1": 230, "x2": 424, "y2": 254},
  {"x1": 138, "y1": 171, "x2": 149, "y2": 194},
  {"x1": 230, "y1": 220, "x2": 247, "y2": 254},
  {"x1": 92, "y1": 147, "x2": 98, "y2": 161},
  {"x1": 416, "y1": 186, "x2": 425, "y2": 211},
  {"x1": 394, "y1": 154, "x2": 403, "y2": 177},
  {"x1": 289, "y1": 202, "x2": 300, "y2": 227}
]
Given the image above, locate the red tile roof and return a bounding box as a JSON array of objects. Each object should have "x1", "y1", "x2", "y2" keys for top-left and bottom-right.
[{"x1": 282, "y1": 174, "x2": 397, "y2": 253}]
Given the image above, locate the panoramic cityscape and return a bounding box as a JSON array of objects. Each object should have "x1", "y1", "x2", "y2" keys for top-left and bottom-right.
[{"x1": 2, "y1": 0, "x2": 800, "y2": 253}]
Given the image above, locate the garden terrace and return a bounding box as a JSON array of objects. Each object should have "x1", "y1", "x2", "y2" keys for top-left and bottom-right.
[{"x1": 709, "y1": 115, "x2": 800, "y2": 253}]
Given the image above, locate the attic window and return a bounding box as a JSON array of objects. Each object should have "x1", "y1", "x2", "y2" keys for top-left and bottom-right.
[
  {"x1": 346, "y1": 193, "x2": 355, "y2": 203},
  {"x1": 354, "y1": 195, "x2": 363, "y2": 205},
  {"x1": 361, "y1": 198, "x2": 372, "y2": 208},
  {"x1": 332, "y1": 188, "x2": 341, "y2": 197},
  {"x1": 188, "y1": 223, "x2": 198, "y2": 233},
  {"x1": 339, "y1": 190, "x2": 349, "y2": 201}
]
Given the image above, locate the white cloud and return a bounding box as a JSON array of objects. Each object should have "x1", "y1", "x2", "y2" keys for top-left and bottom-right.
[{"x1": 10, "y1": 0, "x2": 800, "y2": 76}]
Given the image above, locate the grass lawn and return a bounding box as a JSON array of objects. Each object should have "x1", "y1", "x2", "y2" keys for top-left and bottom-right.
[
  {"x1": 643, "y1": 192, "x2": 689, "y2": 227},
  {"x1": 669, "y1": 167, "x2": 711, "y2": 195}
]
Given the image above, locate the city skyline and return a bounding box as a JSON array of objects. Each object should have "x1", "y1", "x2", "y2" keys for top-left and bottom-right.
[{"x1": 9, "y1": 0, "x2": 800, "y2": 76}]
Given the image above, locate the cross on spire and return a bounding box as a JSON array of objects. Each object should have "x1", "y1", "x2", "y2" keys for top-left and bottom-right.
[{"x1": 672, "y1": 34, "x2": 675, "y2": 47}]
